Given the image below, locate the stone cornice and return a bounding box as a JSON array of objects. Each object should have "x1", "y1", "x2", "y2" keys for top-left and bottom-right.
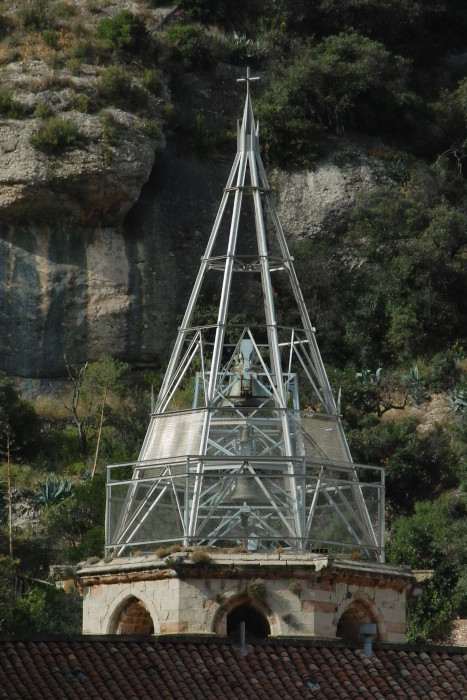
[{"x1": 77, "y1": 552, "x2": 414, "y2": 590}]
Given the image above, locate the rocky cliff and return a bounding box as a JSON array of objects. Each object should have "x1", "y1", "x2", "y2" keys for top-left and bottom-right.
[{"x1": 0, "y1": 4, "x2": 390, "y2": 378}]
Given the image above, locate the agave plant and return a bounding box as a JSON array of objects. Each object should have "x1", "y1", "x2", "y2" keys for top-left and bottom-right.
[
  {"x1": 449, "y1": 388, "x2": 467, "y2": 414},
  {"x1": 355, "y1": 367, "x2": 382, "y2": 385},
  {"x1": 36, "y1": 475, "x2": 72, "y2": 506},
  {"x1": 403, "y1": 363, "x2": 428, "y2": 405}
]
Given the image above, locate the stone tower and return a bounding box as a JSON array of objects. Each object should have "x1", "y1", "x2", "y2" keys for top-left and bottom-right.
[{"x1": 78, "y1": 71, "x2": 414, "y2": 642}]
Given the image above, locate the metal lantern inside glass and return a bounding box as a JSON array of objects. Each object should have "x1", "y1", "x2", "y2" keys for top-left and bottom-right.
[{"x1": 106, "y1": 70, "x2": 385, "y2": 561}]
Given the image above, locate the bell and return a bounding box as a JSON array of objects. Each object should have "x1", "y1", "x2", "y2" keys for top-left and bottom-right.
[
  {"x1": 230, "y1": 473, "x2": 253, "y2": 502},
  {"x1": 229, "y1": 466, "x2": 270, "y2": 505}
]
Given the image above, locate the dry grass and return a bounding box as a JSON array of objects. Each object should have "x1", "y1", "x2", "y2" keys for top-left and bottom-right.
[{"x1": 31, "y1": 392, "x2": 71, "y2": 421}]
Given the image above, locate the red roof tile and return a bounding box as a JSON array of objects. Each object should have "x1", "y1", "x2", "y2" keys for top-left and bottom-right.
[{"x1": 0, "y1": 639, "x2": 467, "y2": 699}]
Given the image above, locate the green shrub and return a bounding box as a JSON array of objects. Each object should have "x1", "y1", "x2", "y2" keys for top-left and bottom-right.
[
  {"x1": 1, "y1": 49, "x2": 21, "y2": 66},
  {"x1": 343, "y1": 186, "x2": 467, "y2": 365},
  {"x1": 288, "y1": 579, "x2": 302, "y2": 595},
  {"x1": 9, "y1": 584, "x2": 82, "y2": 635},
  {"x1": 0, "y1": 90, "x2": 25, "y2": 118},
  {"x1": 0, "y1": 14, "x2": 15, "y2": 40},
  {"x1": 42, "y1": 473, "x2": 106, "y2": 563},
  {"x1": 0, "y1": 373, "x2": 41, "y2": 459},
  {"x1": 257, "y1": 31, "x2": 410, "y2": 166},
  {"x1": 100, "y1": 110, "x2": 118, "y2": 145},
  {"x1": 42, "y1": 28, "x2": 58, "y2": 47},
  {"x1": 163, "y1": 24, "x2": 213, "y2": 69},
  {"x1": 34, "y1": 102, "x2": 53, "y2": 119},
  {"x1": 55, "y1": 1, "x2": 77, "y2": 19},
  {"x1": 429, "y1": 349, "x2": 462, "y2": 391},
  {"x1": 349, "y1": 418, "x2": 460, "y2": 516},
  {"x1": 86, "y1": 1, "x2": 101, "y2": 14},
  {"x1": 30, "y1": 117, "x2": 78, "y2": 154},
  {"x1": 21, "y1": 0, "x2": 54, "y2": 30},
  {"x1": 98, "y1": 65, "x2": 130, "y2": 101},
  {"x1": 386, "y1": 496, "x2": 467, "y2": 642},
  {"x1": 98, "y1": 66, "x2": 148, "y2": 113},
  {"x1": 141, "y1": 68, "x2": 164, "y2": 96},
  {"x1": 66, "y1": 57, "x2": 82, "y2": 75},
  {"x1": 70, "y1": 39, "x2": 97, "y2": 61},
  {"x1": 97, "y1": 11, "x2": 146, "y2": 53},
  {"x1": 66, "y1": 525, "x2": 104, "y2": 562},
  {"x1": 143, "y1": 119, "x2": 162, "y2": 140},
  {"x1": 162, "y1": 101, "x2": 175, "y2": 121},
  {"x1": 74, "y1": 93, "x2": 89, "y2": 113},
  {"x1": 174, "y1": 0, "x2": 263, "y2": 27}
]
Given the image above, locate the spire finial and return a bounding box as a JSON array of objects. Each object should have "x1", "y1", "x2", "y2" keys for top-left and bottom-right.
[{"x1": 237, "y1": 66, "x2": 260, "y2": 96}]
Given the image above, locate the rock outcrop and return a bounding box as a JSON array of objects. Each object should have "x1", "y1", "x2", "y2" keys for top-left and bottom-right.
[
  {"x1": 272, "y1": 139, "x2": 390, "y2": 242},
  {"x1": 0, "y1": 17, "x2": 390, "y2": 377},
  {"x1": 0, "y1": 49, "x2": 164, "y2": 375}
]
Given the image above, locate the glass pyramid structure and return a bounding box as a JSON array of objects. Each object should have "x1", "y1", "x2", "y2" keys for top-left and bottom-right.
[{"x1": 106, "y1": 70, "x2": 385, "y2": 561}]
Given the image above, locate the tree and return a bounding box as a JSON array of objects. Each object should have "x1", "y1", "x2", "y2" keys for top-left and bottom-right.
[
  {"x1": 97, "y1": 11, "x2": 147, "y2": 53},
  {"x1": 63, "y1": 355, "x2": 129, "y2": 461},
  {"x1": 386, "y1": 496, "x2": 467, "y2": 642},
  {"x1": 42, "y1": 473, "x2": 106, "y2": 563},
  {"x1": 85, "y1": 355, "x2": 129, "y2": 477},
  {"x1": 258, "y1": 31, "x2": 410, "y2": 165},
  {"x1": 348, "y1": 418, "x2": 460, "y2": 515},
  {"x1": 344, "y1": 184, "x2": 467, "y2": 365},
  {"x1": 63, "y1": 357, "x2": 89, "y2": 456},
  {"x1": 8, "y1": 584, "x2": 82, "y2": 636},
  {"x1": 0, "y1": 373, "x2": 40, "y2": 459}
]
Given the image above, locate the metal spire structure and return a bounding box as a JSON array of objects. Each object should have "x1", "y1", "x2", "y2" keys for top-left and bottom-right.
[{"x1": 106, "y1": 69, "x2": 385, "y2": 561}]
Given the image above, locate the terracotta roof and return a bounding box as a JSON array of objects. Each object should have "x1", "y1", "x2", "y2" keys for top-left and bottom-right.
[{"x1": 1, "y1": 638, "x2": 466, "y2": 700}]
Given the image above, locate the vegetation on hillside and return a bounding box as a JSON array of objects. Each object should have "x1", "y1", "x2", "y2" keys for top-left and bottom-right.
[{"x1": 0, "y1": 0, "x2": 466, "y2": 642}]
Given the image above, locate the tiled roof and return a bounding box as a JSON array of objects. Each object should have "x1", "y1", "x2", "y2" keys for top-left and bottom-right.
[{"x1": 1, "y1": 638, "x2": 466, "y2": 700}]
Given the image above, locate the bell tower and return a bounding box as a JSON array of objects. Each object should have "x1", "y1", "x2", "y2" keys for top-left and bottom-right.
[
  {"x1": 79, "y1": 72, "x2": 413, "y2": 642},
  {"x1": 106, "y1": 69, "x2": 383, "y2": 559}
]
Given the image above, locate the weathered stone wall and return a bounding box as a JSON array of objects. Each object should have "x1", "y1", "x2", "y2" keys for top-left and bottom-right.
[{"x1": 79, "y1": 554, "x2": 411, "y2": 642}]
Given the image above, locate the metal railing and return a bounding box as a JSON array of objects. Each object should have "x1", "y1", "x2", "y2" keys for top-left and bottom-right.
[{"x1": 105, "y1": 455, "x2": 384, "y2": 561}]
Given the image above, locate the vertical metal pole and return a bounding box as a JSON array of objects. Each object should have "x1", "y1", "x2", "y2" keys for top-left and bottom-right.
[
  {"x1": 105, "y1": 467, "x2": 111, "y2": 560},
  {"x1": 256, "y1": 154, "x2": 378, "y2": 551},
  {"x1": 380, "y1": 468, "x2": 386, "y2": 563},
  {"x1": 189, "y1": 143, "x2": 249, "y2": 538},
  {"x1": 240, "y1": 621, "x2": 246, "y2": 652},
  {"x1": 249, "y1": 137, "x2": 302, "y2": 540},
  {"x1": 155, "y1": 153, "x2": 241, "y2": 413}
]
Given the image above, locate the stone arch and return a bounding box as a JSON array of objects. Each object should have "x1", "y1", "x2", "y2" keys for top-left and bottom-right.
[
  {"x1": 104, "y1": 588, "x2": 159, "y2": 635},
  {"x1": 334, "y1": 591, "x2": 387, "y2": 642},
  {"x1": 212, "y1": 592, "x2": 275, "y2": 640}
]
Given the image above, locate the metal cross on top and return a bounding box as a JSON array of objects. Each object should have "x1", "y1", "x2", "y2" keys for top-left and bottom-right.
[{"x1": 236, "y1": 66, "x2": 260, "y2": 94}]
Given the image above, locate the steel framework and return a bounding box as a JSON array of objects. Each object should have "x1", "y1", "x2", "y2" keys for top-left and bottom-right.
[{"x1": 106, "y1": 69, "x2": 385, "y2": 561}]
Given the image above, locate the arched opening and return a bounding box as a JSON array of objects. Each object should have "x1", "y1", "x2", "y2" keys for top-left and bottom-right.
[
  {"x1": 226, "y1": 603, "x2": 270, "y2": 643},
  {"x1": 110, "y1": 596, "x2": 154, "y2": 635},
  {"x1": 337, "y1": 604, "x2": 379, "y2": 643}
]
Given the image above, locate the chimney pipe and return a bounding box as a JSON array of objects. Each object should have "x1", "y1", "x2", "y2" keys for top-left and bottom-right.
[
  {"x1": 239, "y1": 621, "x2": 246, "y2": 653},
  {"x1": 360, "y1": 623, "x2": 377, "y2": 658}
]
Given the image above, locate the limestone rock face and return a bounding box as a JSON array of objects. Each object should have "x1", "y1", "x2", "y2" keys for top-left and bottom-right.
[
  {"x1": 0, "y1": 57, "x2": 388, "y2": 377},
  {"x1": 272, "y1": 140, "x2": 390, "y2": 242},
  {"x1": 0, "y1": 57, "x2": 163, "y2": 376}
]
